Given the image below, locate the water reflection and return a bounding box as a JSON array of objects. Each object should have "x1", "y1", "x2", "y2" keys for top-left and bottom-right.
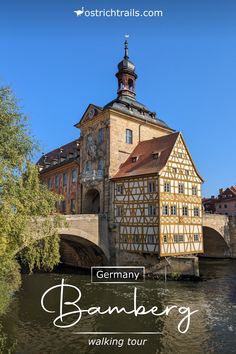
[{"x1": 0, "y1": 259, "x2": 236, "y2": 354}]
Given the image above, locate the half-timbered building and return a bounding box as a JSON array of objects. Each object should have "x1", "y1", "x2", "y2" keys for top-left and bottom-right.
[
  {"x1": 37, "y1": 39, "x2": 204, "y2": 259},
  {"x1": 112, "y1": 132, "x2": 203, "y2": 256}
]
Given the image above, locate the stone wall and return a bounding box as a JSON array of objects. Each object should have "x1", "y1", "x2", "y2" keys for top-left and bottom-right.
[
  {"x1": 60, "y1": 214, "x2": 100, "y2": 244},
  {"x1": 116, "y1": 250, "x2": 199, "y2": 277}
]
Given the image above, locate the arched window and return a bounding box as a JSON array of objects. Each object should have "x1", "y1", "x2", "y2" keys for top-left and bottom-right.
[
  {"x1": 128, "y1": 79, "x2": 134, "y2": 91},
  {"x1": 126, "y1": 129, "x2": 133, "y2": 144},
  {"x1": 119, "y1": 80, "x2": 124, "y2": 90}
]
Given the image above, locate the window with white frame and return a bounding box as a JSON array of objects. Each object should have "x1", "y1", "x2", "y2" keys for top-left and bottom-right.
[
  {"x1": 117, "y1": 184, "x2": 123, "y2": 195},
  {"x1": 174, "y1": 234, "x2": 184, "y2": 243},
  {"x1": 164, "y1": 181, "x2": 171, "y2": 192},
  {"x1": 171, "y1": 205, "x2": 177, "y2": 215},
  {"x1": 178, "y1": 184, "x2": 184, "y2": 194},
  {"x1": 182, "y1": 206, "x2": 188, "y2": 216},
  {"x1": 174, "y1": 234, "x2": 179, "y2": 243},
  {"x1": 162, "y1": 205, "x2": 169, "y2": 215},
  {"x1": 148, "y1": 205, "x2": 156, "y2": 216},
  {"x1": 126, "y1": 129, "x2": 133, "y2": 144},
  {"x1": 192, "y1": 186, "x2": 197, "y2": 196},
  {"x1": 148, "y1": 181, "x2": 156, "y2": 193},
  {"x1": 194, "y1": 207, "x2": 200, "y2": 217},
  {"x1": 116, "y1": 205, "x2": 123, "y2": 217}
]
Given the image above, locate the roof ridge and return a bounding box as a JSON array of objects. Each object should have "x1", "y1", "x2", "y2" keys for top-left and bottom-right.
[
  {"x1": 136, "y1": 131, "x2": 180, "y2": 145},
  {"x1": 43, "y1": 138, "x2": 80, "y2": 156}
]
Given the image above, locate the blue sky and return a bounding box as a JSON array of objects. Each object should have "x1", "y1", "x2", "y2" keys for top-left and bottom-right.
[{"x1": 0, "y1": 0, "x2": 235, "y2": 196}]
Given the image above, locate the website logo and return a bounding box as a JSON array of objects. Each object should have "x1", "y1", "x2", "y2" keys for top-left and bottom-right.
[{"x1": 74, "y1": 7, "x2": 164, "y2": 18}]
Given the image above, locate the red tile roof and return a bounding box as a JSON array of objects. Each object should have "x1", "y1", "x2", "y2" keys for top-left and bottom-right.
[
  {"x1": 218, "y1": 186, "x2": 236, "y2": 201},
  {"x1": 230, "y1": 186, "x2": 236, "y2": 194},
  {"x1": 112, "y1": 132, "x2": 180, "y2": 179}
]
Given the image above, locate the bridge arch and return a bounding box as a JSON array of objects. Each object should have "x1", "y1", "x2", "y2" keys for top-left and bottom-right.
[
  {"x1": 60, "y1": 234, "x2": 108, "y2": 268},
  {"x1": 202, "y1": 226, "x2": 230, "y2": 258}
]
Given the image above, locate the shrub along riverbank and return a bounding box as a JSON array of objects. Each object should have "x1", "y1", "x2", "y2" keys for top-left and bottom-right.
[{"x1": 0, "y1": 86, "x2": 62, "y2": 315}]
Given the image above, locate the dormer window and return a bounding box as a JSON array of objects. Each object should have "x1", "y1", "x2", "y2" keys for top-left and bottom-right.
[
  {"x1": 131, "y1": 156, "x2": 138, "y2": 163},
  {"x1": 152, "y1": 152, "x2": 159, "y2": 160}
]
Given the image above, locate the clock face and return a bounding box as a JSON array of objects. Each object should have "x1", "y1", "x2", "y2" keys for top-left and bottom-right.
[{"x1": 88, "y1": 108, "x2": 95, "y2": 119}]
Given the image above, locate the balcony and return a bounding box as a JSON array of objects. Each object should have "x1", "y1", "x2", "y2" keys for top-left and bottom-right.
[{"x1": 80, "y1": 169, "x2": 103, "y2": 183}]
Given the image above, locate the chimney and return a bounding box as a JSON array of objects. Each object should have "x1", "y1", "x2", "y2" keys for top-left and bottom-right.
[{"x1": 219, "y1": 188, "x2": 224, "y2": 195}]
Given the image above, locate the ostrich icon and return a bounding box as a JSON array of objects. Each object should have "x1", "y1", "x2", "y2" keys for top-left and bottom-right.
[{"x1": 74, "y1": 7, "x2": 84, "y2": 16}]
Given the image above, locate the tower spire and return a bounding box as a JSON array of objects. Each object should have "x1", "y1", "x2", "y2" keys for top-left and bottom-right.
[
  {"x1": 116, "y1": 36, "x2": 137, "y2": 99},
  {"x1": 124, "y1": 37, "x2": 129, "y2": 59}
]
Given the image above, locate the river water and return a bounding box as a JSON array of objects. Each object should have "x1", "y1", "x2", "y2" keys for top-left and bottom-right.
[{"x1": 0, "y1": 259, "x2": 236, "y2": 354}]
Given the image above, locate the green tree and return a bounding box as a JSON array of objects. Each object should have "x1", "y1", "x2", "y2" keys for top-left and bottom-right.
[{"x1": 0, "y1": 86, "x2": 62, "y2": 312}]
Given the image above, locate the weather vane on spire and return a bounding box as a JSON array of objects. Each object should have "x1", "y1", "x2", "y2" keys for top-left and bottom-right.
[{"x1": 124, "y1": 34, "x2": 129, "y2": 59}]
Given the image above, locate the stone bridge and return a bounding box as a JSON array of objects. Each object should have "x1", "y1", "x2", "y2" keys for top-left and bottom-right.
[
  {"x1": 58, "y1": 214, "x2": 110, "y2": 268},
  {"x1": 56, "y1": 214, "x2": 236, "y2": 267},
  {"x1": 203, "y1": 214, "x2": 236, "y2": 258}
]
